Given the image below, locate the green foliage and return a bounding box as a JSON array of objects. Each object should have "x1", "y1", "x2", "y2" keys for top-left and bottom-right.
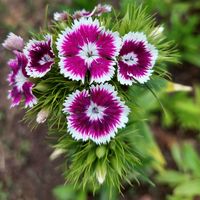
[
  {"x1": 157, "y1": 86, "x2": 200, "y2": 132},
  {"x1": 53, "y1": 185, "x2": 87, "y2": 200},
  {"x1": 52, "y1": 122, "x2": 143, "y2": 195},
  {"x1": 72, "y1": 0, "x2": 97, "y2": 10},
  {"x1": 132, "y1": 121, "x2": 166, "y2": 173},
  {"x1": 156, "y1": 143, "x2": 200, "y2": 200},
  {"x1": 128, "y1": 78, "x2": 200, "y2": 132}
]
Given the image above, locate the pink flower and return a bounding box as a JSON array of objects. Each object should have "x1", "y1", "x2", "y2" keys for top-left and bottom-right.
[
  {"x1": 95, "y1": 4, "x2": 112, "y2": 16},
  {"x1": 73, "y1": 9, "x2": 91, "y2": 19},
  {"x1": 56, "y1": 17, "x2": 121, "y2": 83},
  {"x1": 24, "y1": 36, "x2": 55, "y2": 78},
  {"x1": 2, "y1": 32, "x2": 24, "y2": 51},
  {"x1": 117, "y1": 32, "x2": 158, "y2": 85},
  {"x1": 53, "y1": 12, "x2": 69, "y2": 21},
  {"x1": 7, "y1": 51, "x2": 37, "y2": 108},
  {"x1": 63, "y1": 83, "x2": 130, "y2": 144},
  {"x1": 72, "y1": 4, "x2": 112, "y2": 19}
]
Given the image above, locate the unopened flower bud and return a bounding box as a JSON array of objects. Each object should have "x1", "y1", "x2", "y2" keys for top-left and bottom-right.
[
  {"x1": 151, "y1": 26, "x2": 164, "y2": 37},
  {"x1": 50, "y1": 149, "x2": 65, "y2": 160},
  {"x1": 53, "y1": 12, "x2": 69, "y2": 22},
  {"x1": 96, "y1": 164, "x2": 107, "y2": 184},
  {"x1": 166, "y1": 82, "x2": 192, "y2": 93},
  {"x1": 2, "y1": 32, "x2": 24, "y2": 51},
  {"x1": 36, "y1": 108, "x2": 49, "y2": 124},
  {"x1": 34, "y1": 82, "x2": 49, "y2": 92},
  {"x1": 96, "y1": 146, "x2": 106, "y2": 159}
]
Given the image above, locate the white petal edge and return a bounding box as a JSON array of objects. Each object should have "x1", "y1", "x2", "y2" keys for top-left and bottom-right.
[{"x1": 122, "y1": 32, "x2": 148, "y2": 44}]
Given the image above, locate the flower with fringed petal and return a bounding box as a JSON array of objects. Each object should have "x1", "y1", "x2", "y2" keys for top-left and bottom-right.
[
  {"x1": 63, "y1": 83, "x2": 130, "y2": 144},
  {"x1": 8, "y1": 51, "x2": 37, "y2": 108},
  {"x1": 57, "y1": 17, "x2": 121, "y2": 83},
  {"x1": 24, "y1": 36, "x2": 55, "y2": 78},
  {"x1": 117, "y1": 32, "x2": 158, "y2": 85}
]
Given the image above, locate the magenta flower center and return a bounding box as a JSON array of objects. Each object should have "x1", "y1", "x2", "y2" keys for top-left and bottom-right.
[{"x1": 79, "y1": 42, "x2": 99, "y2": 66}]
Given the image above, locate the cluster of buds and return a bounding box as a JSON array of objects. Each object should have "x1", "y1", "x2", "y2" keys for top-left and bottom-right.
[{"x1": 54, "y1": 4, "x2": 112, "y2": 21}]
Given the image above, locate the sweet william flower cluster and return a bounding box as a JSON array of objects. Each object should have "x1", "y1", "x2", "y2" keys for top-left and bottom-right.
[
  {"x1": 3, "y1": 4, "x2": 158, "y2": 144},
  {"x1": 3, "y1": 4, "x2": 178, "y2": 189}
]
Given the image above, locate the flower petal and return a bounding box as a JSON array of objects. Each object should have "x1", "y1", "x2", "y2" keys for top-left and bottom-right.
[
  {"x1": 8, "y1": 87, "x2": 21, "y2": 107},
  {"x1": 97, "y1": 30, "x2": 121, "y2": 58},
  {"x1": 22, "y1": 82, "x2": 37, "y2": 108},
  {"x1": 59, "y1": 56, "x2": 87, "y2": 82},
  {"x1": 90, "y1": 58, "x2": 115, "y2": 83}
]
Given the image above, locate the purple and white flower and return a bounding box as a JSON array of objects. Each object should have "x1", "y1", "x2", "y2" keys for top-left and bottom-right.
[
  {"x1": 24, "y1": 36, "x2": 55, "y2": 78},
  {"x1": 117, "y1": 32, "x2": 158, "y2": 85},
  {"x1": 73, "y1": 4, "x2": 111, "y2": 19},
  {"x1": 57, "y1": 17, "x2": 121, "y2": 83},
  {"x1": 53, "y1": 11, "x2": 69, "y2": 22},
  {"x1": 2, "y1": 32, "x2": 24, "y2": 51},
  {"x1": 63, "y1": 83, "x2": 130, "y2": 144},
  {"x1": 8, "y1": 51, "x2": 37, "y2": 108},
  {"x1": 73, "y1": 9, "x2": 92, "y2": 19},
  {"x1": 95, "y1": 4, "x2": 112, "y2": 16}
]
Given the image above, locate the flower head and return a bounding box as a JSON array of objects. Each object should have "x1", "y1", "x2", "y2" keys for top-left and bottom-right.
[
  {"x1": 95, "y1": 4, "x2": 112, "y2": 16},
  {"x1": 72, "y1": 4, "x2": 112, "y2": 19},
  {"x1": 57, "y1": 17, "x2": 121, "y2": 83},
  {"x1": 117, "y1": 32, "x2": 158, "y2": 85},
  {"x1": 24, "y1": 36, "x2": 55, "y2": 78},
  {"x1": 2, "y1": 32, "x2": 24, "y2": 51},
  {"x1": 63, "y1": 83, "x2": 130, "y2": 144},
  {"x1": 53, "y1": 12, "x2": 69, "y2": 21},
  {"x1": 73, "y1": 9, "x2": 91, "y2": 19},
  {"x1": 7, "y1": 51, "x2": 37, "y2": 108}
]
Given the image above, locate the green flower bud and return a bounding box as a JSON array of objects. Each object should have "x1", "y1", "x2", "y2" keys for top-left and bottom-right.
[
  {"x1": 34, "y1": 82, "x2": 49, "y2": 92},
  {"x1": 86, "y1": 151, "x2": 96, "y2": 165},
  {"x1": 111, "y1": 157, "x2": 122, "y2": 176},
  {"x1": 96, "y1": 163, "x2": 107, "y2": 184},
  {"x1": 96, "y1": 146, "x2": 106, "y2": 159}
]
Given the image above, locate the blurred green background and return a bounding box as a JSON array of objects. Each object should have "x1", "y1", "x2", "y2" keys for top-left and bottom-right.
[{"x1": 0, "y1": 0, "x2": 200, "y2": 199}]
